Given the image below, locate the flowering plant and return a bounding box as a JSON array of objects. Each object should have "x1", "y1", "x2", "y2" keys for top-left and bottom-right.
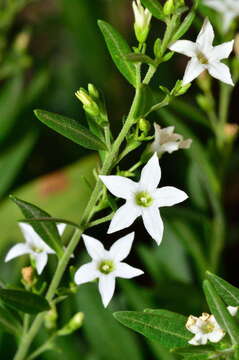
[{"x1": 0, "y1": 0, "x2": 239, "y2": 359}]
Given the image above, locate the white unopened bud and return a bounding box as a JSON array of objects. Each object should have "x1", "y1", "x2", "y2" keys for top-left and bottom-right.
[
  {"x1": 132, "y1": 0, "x2": 152, "y2": 43},
  {"x1": 75, "y1": 89, "x2": 99, "y2": 116}
]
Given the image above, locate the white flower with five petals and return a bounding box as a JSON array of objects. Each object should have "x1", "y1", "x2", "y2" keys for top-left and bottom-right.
[
  {"x1": 5, "y1": 223, "x2": 66, "y2": 274},
  {"x1": 99, "y1": 153, "x2": 188, "y2": 245},
  {"x1": 203, "y1": 0, "x2": 239, "y2": 33},
  {"x1": 186, "y1": 313, "x2": 225, "y2": 345},
  {"x1": 74, "y1": 232, "x2": 143, "y2": 307},
  {"x1": 169, "y1": 18, "x2": 234, "y2": 86}
]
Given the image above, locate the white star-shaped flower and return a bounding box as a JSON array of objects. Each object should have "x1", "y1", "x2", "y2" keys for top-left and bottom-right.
[
  {"x1": 203, "y1": 0, "x2": 239, "y2": 33},
  {"x1": 186, "y1": 313, "x2": 225, "y2": 345},
  {"x1": 5, "y1": 223, "x2": 66, "y2": 274},
  {"x1": 74, "y1": 232, "x2": 143, "y2": 307},
  {"x1": 150, "y1": 123, "x2": 192, "y2": 156},
  {"x1": 99, "y1": 153, "x2": 188, "y2": 245},
  {"x1": 169, "y1": 18, "x2": 234, "y2": 86}
]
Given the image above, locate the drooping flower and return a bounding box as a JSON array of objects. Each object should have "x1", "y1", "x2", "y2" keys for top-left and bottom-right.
[
  {"x1": 150, "y1": 123, "x2": 192, "y2": 156},
  {"x1": 74, "y1": 233, "x2": 143, "y2": 307},
  {"x1": 203, "y1": 0, "x2": 239, "y2": 33},
  {"x1": 132, "y1": 0, "x2": 152, "y2": 43},
  {"x1": 99, "y1": 153, "x2": 188, "y2": 245},
  {"x1": 186, "y1": 313, "x2": 225, "y2": 345},
  {"x1": 5, "y1": 223, "x2": 66, "y2": 274},
  {"x1": 169, "y1": 18, "x2": 234, "y2": 86}
]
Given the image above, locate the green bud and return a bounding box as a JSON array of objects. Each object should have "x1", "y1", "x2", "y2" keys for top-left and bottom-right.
[
  {"x1": 153, "y1": 38, "x2": 162, "y2": 58},
  {"x1": 75, "y1": 88, "x2": 100, "y2": 116},
  {"x1": 88, "y1": 83, "x2": 99, "y2": 99},
  {"x1": 45, "y1": 307, "x2": 58, "y2": 330},
  {"x1": 196, "y1": 94, "x2": 212, "y2": 112},
  {"x1": 57, "y1": 312, "x2": 84, "y2": 336},
  {"x1": 163, "y1": 0, "x2": 175, "y2": 16},
  {"x1": 173, "y1": 81, "x2": 191, "y2": 96},
  {"x1": 14, "y1": 31, "x2": 30, "y2": 52},
  {"x1": 139, "y1": 118, "x2": 151, "y2": 134},
  {"x1": 175, "y1": 0, "x2": 184, "y2": 6}
]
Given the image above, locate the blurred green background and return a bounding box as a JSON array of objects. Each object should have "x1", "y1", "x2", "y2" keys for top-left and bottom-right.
[{"x1": 0, "y1": 0, "x2": 238, "y2": 359}]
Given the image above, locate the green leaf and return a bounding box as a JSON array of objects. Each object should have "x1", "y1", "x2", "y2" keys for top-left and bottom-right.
[
  {"x1": 98, "y1": 20, "x2": 137, "y2": 87},
  {"x1": 171, "y1": 10, "x2": 195, "y2": 42},
  {"x1": 172, "y1": 345, "x2": 215, "y2": 359},
  {"x1": 206, "y1": 272, "x2": 239, "y2": 307},
  {"x1": 10, "y1": 196, "x2": 64, "y2": 257},
  {"x1": 141, "y1": 0, "x2": 164, "y2": 20},
  {"x1": 20, "y1": 217, "x2": 81, "y2": 230},
  {"x1": 203, "y1": 280, "x2": 239, "y2": 345},
  {"x1": 125, "y1": 53, "x2": 155, "y2": 66},
  {"x1": 0, "y1": 305, "x2": 22, "y2": 336},
  {"x1": 34, "y1": 109, "x2": 107, "y2": 151},
  {"x1": 0, "y1": 288, "x2": 50, "y2": 315},
  {"x1": 114, "y1": 309, "x2": 190, "y2": 349}
]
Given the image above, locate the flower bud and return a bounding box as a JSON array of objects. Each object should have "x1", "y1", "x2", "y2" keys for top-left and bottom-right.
[
  {"x1": 139, "y1": 118, "x2": 151, "y2": 134},
  {"x1": 163, "y1": 0, "x2": 175, "y2": 16},
  {"x1": 224, "y1": 124, "x2": 239, "y2": 142},
  {"x1": 75, "y1": 89, "x2": 100, "y2": 116},
  {"x1": 88, "y1": 83, "x2": 99, "y2": 99},
  {"x1": 21, "y1": 266, "x2": 35, "y2": 285},
  {"x1": 14, "y1": 31, "x2": 30, "y2": 52},
  {"x1": 57, "y1": 312, "x2": 84, "y2": 336},
  {"x1": 45, "y1": 307, "x2": 58, "y2": 329},
  {"x1": 132, "y1": 0, "x2": 152, "y2": 43},
  {"x1": 153, "y1": 38, "x2": 162, "y2": 58}
]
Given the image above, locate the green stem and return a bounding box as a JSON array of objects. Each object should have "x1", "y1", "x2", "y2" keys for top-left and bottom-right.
[
  {"x1": 26, "y1": 334, "x2": 56, "y2": 360},
  {"x1": 87, "y1": 213, "x2": 114, "y2": 228},
  {"x1": 13, "y1": 76, "x2": 143, "y2": 360}
]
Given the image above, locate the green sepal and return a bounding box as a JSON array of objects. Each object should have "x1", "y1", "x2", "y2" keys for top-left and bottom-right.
[
  {"x1": 34, "y1": 109, "x2": 107, "y2": 151},
  {"x1": 171, "y1": 10, "x2": 196, "y2": 42},
  {"x1": 10, "y1": 196, "x2": 64, "y2": 257},
  {"x1": 114, "y1": 309, "x2": 190, "y2": 349},
  {"x1": 206, "y1": 272, "x2": 239, "y2": 307},
  {"x1": 0, "y1": 288, "x2": 50, "y2": 315},
  {"x1": 98, "y1": 20, "x2": 137, "y2": 87},
  {"x1": 203, "y1": 280, "x2": 239, "y2": 345},
  {"x1": 141, "y1": 0, "x2": 164, "y2": 20}
]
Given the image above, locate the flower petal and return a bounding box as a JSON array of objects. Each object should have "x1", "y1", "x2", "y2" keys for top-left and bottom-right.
[
  {"x1": 196, "y1": 18, "x2": 214, "y2": 51},
  {"x1": 98, "y1": 275, "x2": 116, "y2": 307},
  {"x1": 57, "y1": 223, "x2": 66, "y2": 236},
  {"x1": 109, "y1": 232, "x2": 135, "y2": 261},
  {"x1": 19, "y1": 222, "x2": 54, "y2": 253},
  {"x1": 169, "y1": 40, "x2": 197, "y2": 57},
  {"x1": 227, "y1": 305, "x2": 238, "y2": 316},
  {"x1": 5, "y1": 243, "x2": 31, "y2": 262},
  {"x1": 139, "y1": 153, "x2": 161, "y2": 191},
  {"x1": 182, "y1": 58, "x2": 204, "y2": 85},
  {"x1": 142, "y1": 207, "x2": 164, "y2": 245},
  {"x1": 115, "y1": 262, "x2": 144, "y2": 279},
  {"x1": 99, "y1": 175, "x2": 137, "y2": 200},
  {"x1": 82, "y1": 234, "x2": 105, "y2": 260},
  {"x1": 188, "y1": 334, "x2": 207, "y2": 346},
  {"x1": 108, "y1": 202, "x2": 140, "y2": 234},
  {"x1": 222, "y1": 12, "x2": 237, "y2": 33},
  {"x1": 208, "y1": 329, "x2": 225, "y2": 343},
  {"x1": 210, "y1": 40, "x2": 234, "y2": 61},
  {"x1": 74, "y1": 262, "x2": 98, "y2": 285},
  {"x1": 207, "y1": 62, "x2": 234, "y2": 85},
  {"x1": 154, "y1": 186, "x2": 188, "y2": 207},
  {"x1": 203, "y1": 0, "x2": 225, "y2": 13},
  {"x1": 35, "y1": 252, "x2": 48, "y2": 274}
]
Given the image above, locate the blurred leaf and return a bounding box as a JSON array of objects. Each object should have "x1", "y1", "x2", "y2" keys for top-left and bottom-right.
[
  {"x1": 170, "y1": 99, "x2": 209, "y2": 127},
  {"x1": 0, "y1": 288, "x2": 50, "y2": 314},
  {"x1": 34, "y1": 109, "x2": 107, "y2": 151},
  {"x1": 98, "y1": 20, "x2": 137, "y2": 87},
  {"x1": 0, "y1": 75, "x2": 23, "y2": 143},
  {"x1": 187, "y1": 162, "x2": 208, "y2": 210},
  {"x1": 114, "y1": 309, "x2": 190, "y2": 349},
  {"x1": 141, "y1": 0, "x2": 164, "y2": 20},
  {"x1": 76, "y1": 284, "x2": 143, "y2": 360},
  {"x1": 0, "y1": 130, "x2": 37, "y2": 198},
  {"x1": 172, "y1": 345, "x2": 215, "y2": 359},
  {"x1": 10, "y1": 196, "x2": 64, "y2": 257},
  {"x1": 23, "y1": 70, "x2": 49, "y2": 107},
  {"x1": 206, "y1": 272, "x2": 239, "y2": 307},
  {"x1": 0, "y1": 305, "x2": 22, "y2": 336},
  {"x1": 203, "y1": 280, "x2": 239, "y2": 345}
]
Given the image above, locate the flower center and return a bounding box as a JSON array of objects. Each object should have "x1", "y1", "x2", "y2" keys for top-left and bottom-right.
[
  {"x1": 201, "y1": 322, "x2": 214, "y2": 334},
  {"x1": 135, "y1": 191, "x2": 153, "y2": 207},
  {"x1": 31, "y1": 246, "x2": 43, "y2": 253},
  {"x1": 98, "y1": 260, "x2": 115, "y2": 275},
  {"x1": 197, "y1": 51, "x2": 208, "y2": 64}
]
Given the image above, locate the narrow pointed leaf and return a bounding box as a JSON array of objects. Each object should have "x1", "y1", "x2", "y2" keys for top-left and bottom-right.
[
  {"x1": 203, "y1": 280, "x2": 239, "y2": 345},
  {"x1": 34, "y1": 109, "x2": 107, "y2": 151},
  {"x1": 206, "y1": 272, "x2": 239, "y2": 307},
  {"x1": 98, "y1": 20, "x2": 137, "y2": 87},
  {"x1": 0, "y1": 289, "x2": 50, "y2": 314},
  {"x1": 141, "y1": 0, "x2": 164, "y2": 20},
  {"x1": 0, "y1": 305, "x2": 22, "y2": 336},
  {"x1": 20, "y1": 217, "x2": 81, "y2": 229},
  {"x1": 114, "y1": 310, "x2": 190, "y2": 349},
  {"x1": 10, "y1": 196, "x2": 64, "y2": 257},
  {"x1": 171, "y1": 10, "x2": 196, "y2": 42}
]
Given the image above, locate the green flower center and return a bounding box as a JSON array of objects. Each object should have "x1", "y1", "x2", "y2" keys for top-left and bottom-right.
[
  {"x1": 201, "y1": 322, "x2": 214, "y2": 334},
  {"x1": 31, "y1": 246, "x2": 43, "y2": 253},
  {"x1": 197, "y1": 51, "x2": 208, "y2": 65},
  {"x1": 135, "y1": 191, "x2": 153, "y2": 207},
  {"x1": 98, "y1": 260, "x2": 115, "y2": 275}
]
